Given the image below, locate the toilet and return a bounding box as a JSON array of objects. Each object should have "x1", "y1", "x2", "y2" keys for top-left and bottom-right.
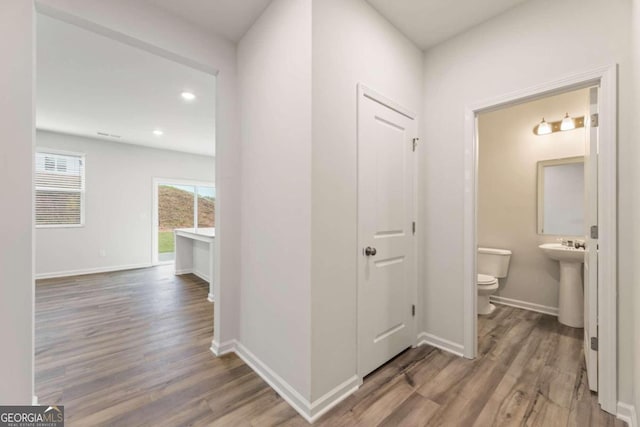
[{"x1": 477, "y1": 247, "x2": 512, "y2": 315}]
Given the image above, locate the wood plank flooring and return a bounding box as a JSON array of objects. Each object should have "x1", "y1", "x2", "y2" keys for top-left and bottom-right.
[{"x1": 36, "y1": 266, "x2": 625, "y2": 426}]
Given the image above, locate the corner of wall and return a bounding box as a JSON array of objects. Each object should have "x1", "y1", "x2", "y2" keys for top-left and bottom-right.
[{"x1": 617, "y1": 401, "x2": 638, "y2": 427}]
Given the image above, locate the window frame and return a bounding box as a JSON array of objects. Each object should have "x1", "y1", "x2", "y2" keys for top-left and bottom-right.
[
  {"x1": 35, "y1": 148, "x2": 86, "y2": 229},
  {"x1": 151, "y1": 177, "x2": 215, "y2": 265}
]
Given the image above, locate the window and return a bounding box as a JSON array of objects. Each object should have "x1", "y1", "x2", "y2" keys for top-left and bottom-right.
[
  {"x1": 35, "y1": 151, "x2": 85, "y2": 227},
  {"x1": 155, "y1": 180, "x2": 215, "y2": 262}
]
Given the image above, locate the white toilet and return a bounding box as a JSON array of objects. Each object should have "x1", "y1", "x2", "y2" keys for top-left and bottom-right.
[{"x1": 477, "y1": 247, "x2": 512, "y2": 315}]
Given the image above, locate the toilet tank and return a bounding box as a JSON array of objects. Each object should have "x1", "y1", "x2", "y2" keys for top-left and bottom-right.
[{"x1": 478, "y1": 247, "x2": 511, "y2": 278}]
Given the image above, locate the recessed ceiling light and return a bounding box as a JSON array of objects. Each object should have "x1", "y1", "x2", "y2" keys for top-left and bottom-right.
[
  {"x1": 181, "y1": 91, "x2": 196, "y2": 101},
  {"x1": 153, "y1": 129, "x2": 164, "y2": 136}
]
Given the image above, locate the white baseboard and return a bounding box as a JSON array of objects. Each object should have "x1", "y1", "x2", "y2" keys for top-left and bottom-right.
[
  {"x1": 210, "y1": 339, "x2": 235, "y2": 356},
  {"x1": 32, "y1": 395, "x2": 38, "y2": 406},
  {"x1": 175, "y1": 268, "x2": 193, "y2": 275},
  {"x1": 417, "y1": 332, "x2": 464, "y2": 357},
  {"x1": 618, "y1": 402, "x2": 638, "y2": 427},
  {"x1": 207, "y1": 293, "x2": 215, "y2": 302},
  {"x1": 308, "y1": 374, "x2": 360, "y2": 421},
  {"x1": 35, "y1": 263, "x2": 152, "y2": 280},
  {"x1": 490, "y1": 295, "x2": 558, "y2": 317},
  {"x1": 209, "y1": 339, "x2": 359, "y2": 423},
  {"x1": 193, "y1": 269, "x2": 210, "y2": 283},
  {"x1": 233, "y1": 341, "x2": 312, "y2": 422}
]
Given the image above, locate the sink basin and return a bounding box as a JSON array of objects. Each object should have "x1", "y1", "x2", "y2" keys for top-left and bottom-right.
[
  {"x1": 539, "y1": 243, "x2": 585, "y2": 263},
  {"x1": 539, "y1": 243, "x2": 585, "y2": 328}
]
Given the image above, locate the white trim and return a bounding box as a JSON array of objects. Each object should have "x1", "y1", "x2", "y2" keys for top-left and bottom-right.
[
  {"x1": 32, "y1": 396, "x2": 38, "y2": 406},
  {"x1": 207, "y1": 293, "x2": 214, "y2": 302},
  {"x1": 489, "y1": 295, "x2": 558, "y2": 317},
  {"x1": 210, "y1": 340, "x2": 360, "y2": 423},
  {"x1": 34, "y1": 2, "x2": 219, "y2": 76},
  {"x1": 463, "y1": 64, "x2": 618, "y2": 413},
  {"x1": 596, "y1": 65, "x2": 618, "y2": 414},
  {"x1": 416, "y1": 332, "x2": 464, "y2": 357},
  {"x1": 210, "y1": 339, "x2": 235, "y2": 356},
  {"x1": 35, "y1": 146, "x2": 84, "y2": 158},
  {"x1": 193, "y1": 269, "x2": 210, "y2": 283},
  {"x1": 617, "y1": 402, "x2": 638, "y2": 427},
  {"x1": 358, "y1": 84, "x2": 417, "y2": 120},
  {"x1": 233, "y1": 340, "x2": 311, "y2": 421},
  {"x1": 35, "y1": 263, "x2": 151, "y2": 279},
  {"x1": 308, "y1": 375, "x2": 361, "y2": 422}
]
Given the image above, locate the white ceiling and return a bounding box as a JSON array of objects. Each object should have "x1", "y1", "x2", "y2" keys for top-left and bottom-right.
[
  {"x1": 36, "y1": 14, "x2": 216, "y2": 157},
  {"x1": 365, "y1": 0, "x2": 528, "y2": 49},
  {"x1": 144, "y1": 0, "x2": 273, "y2": 42}
]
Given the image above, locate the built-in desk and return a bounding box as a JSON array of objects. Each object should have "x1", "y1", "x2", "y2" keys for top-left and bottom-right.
[{"x1": 174, "y1": 228, "x2": 215, "y2": 302}]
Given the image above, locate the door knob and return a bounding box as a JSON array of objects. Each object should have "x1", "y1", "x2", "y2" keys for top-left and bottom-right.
[{"x1": 364, "y1": 246, "x2": 377, "y2": 256}]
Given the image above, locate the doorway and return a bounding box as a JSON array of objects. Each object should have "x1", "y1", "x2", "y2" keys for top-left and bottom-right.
[
  {"x1": 33, "y1": 5, "x2": 221, "y2": 411},
  {"x1": 463, "y1": 65, "x2": 618, "y2": 414}
]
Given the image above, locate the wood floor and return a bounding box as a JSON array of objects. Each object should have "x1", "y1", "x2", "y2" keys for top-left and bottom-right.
[{"x1": 36, "y1": 266, "x2": 624, "y2": 426}]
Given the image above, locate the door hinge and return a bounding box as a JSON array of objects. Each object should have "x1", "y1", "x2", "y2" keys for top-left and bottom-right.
[
  {"x1": 590, "y1": 225, "x2": 598, "y2": 239},
  {"x1": 412, "y1": 304, "x2": 416, "y2": 317},
  {"x1": 412, "y1": 221, "x2": 416, "y2": 235},
  {"x1": 412, "y1": 138, "x2": 419, "y2": 152},
  {"x1": 591, "y1": 113, "x2": 599, "y2": 128},
  {"x1": 590, "y1": 337, "x2": 598, "y2": 351}
]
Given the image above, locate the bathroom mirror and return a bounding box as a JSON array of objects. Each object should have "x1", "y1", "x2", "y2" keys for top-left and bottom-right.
[{"x1": 537, "y1": 157, "x2": 584, "y2": 236}]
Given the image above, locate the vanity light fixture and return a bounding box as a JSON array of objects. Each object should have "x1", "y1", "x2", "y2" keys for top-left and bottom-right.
[
  {"x1": 536, "y1": 118, "x2": 552, "y2": 135},
  {"x1": 560, "y1": 113, "x2": 575, "y2": 131},
  {"x1": 533, "y1": 114, "x2": 584, "y2": 136}
]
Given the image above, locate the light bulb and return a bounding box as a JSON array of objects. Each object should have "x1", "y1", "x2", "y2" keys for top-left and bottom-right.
[
  {"x1": 153, "y1": 129, "x2": 164, "y2": 136},
  {"x1": 537, "y1": 118, "x2": 552, "y2": 135},
  {"x1": 560, "y1": 113, "x2": 575, "y2": 131},
  {"x1": 181, "y1": 91, "x2": 196, "y2": 101}
]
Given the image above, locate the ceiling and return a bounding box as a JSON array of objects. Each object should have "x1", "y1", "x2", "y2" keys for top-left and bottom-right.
[
  {"x1": 141, "y1": 0, "x2": 528, "y2": 50},
  {"x1": 365, "y1": 0, "x2": 528, "y2": 49},
  {"x1": 144, "y1": 0, "x2": 272, "y2": 42},
  {"x1": 36, "y1": 14, "x2": 216, "y2": 157}
]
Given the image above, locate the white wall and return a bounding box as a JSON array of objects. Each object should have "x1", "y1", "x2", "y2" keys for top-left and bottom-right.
[
  {"x1": 421, "y1": 0, "x2": 633, "y2": 403},
  {"x1": 311, "y1": 0, "x2": 423, "y2": 401},
  {"x1": 478, "y1": 90, "x2": 587, "y2": 310},
  {"x1": 35, "y1": 131, "x2": 214, "y2": 277},
  {"x1": 0, "y1": 0, "x2": 34, "y2": 405},
  {"x1": 237, "y1": 0, "x2": 312, "y2": 400}
]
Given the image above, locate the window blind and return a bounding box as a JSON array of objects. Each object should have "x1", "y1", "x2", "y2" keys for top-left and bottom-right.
[{"x1": 35, "y1": 152, "x2": 85, "y2": 226}]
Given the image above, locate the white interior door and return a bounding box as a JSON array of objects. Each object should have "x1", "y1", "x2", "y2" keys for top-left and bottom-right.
[
  {"x1": 357, "y1": 86, "x2": 417, "y2": 378},
  {"x1": 584, "y1": 86, "x2": 599, "y2": 391}
]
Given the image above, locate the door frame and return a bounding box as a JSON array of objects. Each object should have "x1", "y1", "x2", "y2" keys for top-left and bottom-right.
[
  {"x1": 356, "y1": 84, "x2": 419, "y2": 379},
  {"x1": 462, "y1": 64, "x2": 618, "y2": 413},
  {"x1": 32, "y1": 2, "x2": 223, "y2": 403},
  {"x1": 151, "y1": 178, "x2": 216, "y2": 266}
]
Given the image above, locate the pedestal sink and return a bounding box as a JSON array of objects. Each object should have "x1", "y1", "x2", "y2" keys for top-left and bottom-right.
[{"x1": 539, "y1": 243, "x2": 584, "y2": 328}]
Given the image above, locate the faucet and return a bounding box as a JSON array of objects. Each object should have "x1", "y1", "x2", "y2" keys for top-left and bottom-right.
[{"x1": 574, "y1": 241, "x2": 586, "y2": 250}]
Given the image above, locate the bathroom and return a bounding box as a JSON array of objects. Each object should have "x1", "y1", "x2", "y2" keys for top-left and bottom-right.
[{"x1": 475, "y1": 88, "x2": 596, "y2": 377}]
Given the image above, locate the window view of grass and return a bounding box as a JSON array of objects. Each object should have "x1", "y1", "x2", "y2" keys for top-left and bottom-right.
[
  {"x1": 157, "y1": 185, "x2": 215, "y2": 255},
  {"x1": 158, "y1": 231, "x2": 175, "y2": 254}
]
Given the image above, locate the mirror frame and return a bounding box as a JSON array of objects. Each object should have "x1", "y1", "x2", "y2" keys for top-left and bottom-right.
[{"x1": 536, "y1": 156, "x2": 584, "y2": 236}]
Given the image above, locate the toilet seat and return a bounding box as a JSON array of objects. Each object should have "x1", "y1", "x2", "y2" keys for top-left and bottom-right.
[{"x1": 477, "y1": 273, "x2": 498, "y2": 286}]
